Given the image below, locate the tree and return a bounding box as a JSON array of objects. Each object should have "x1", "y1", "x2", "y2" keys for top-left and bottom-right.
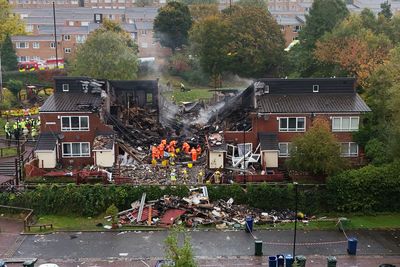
[
  {"x1": 154, "y1": 1, "x2": 193, "y2": 52},
  {"x1": 315, "y1": 14, "x2": 392, "y2": 87},
  {"x1": 180, "y1": 0, "x2": 216, "y2": 4},
  {"x1": 7, "y1": 79, "x2": 23, "y2": 100},
  {"x1": 189, "y1": 4, "x2": 219, "y2": 21},
  {"x1": 71, "y1": 31, "x2": 139, "y2": 80},
  {"x1": 0, "y1": 0, "x2": 25, "y2": 44},
  {"x1": 286, "y1": 0, "x2": 349, "y2": 77},
  {"x1": 236, "y1": 0, "x2": 268, "y2": 9},
  {"x1": 379, "y1": 1, "x2": 392, "y2": 20},
  {"x1": 190, "y1": 5, "x2": 285, "y2": 79},
  {"x1": 287, "y1": 118, "x2": 345, "y2": 176},
  {"x1": 135, "y1": 0, "x2": 153, "y2": 7},
  {"x1": 0, "y1": 35, "x2": 18, "y2": 71},
  {"x1": 164, "y1": 227, "x2": 197, "y2": 267}
]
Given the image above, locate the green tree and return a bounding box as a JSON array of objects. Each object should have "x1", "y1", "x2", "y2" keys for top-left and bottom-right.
[
  {"x1": 164, "y1": 227, "x2": 197, "y2": 267},
  {"x1": 154, "y1": 1, "x2": 193, "y2": 52},
  {"x1": 0, "y1": 35, "x2": 18, "y2": 71},
  {"x1": 0, "y1": 0, "x2": 25, "y2": 43},
  {"x1": 379, "y1": 1, "x2": 392, "y2": 20},
  {"x1": 71, "y1": 31, "x2": 138, "y2": 80},
  {"x1": 236, "y1": 0, "x2": 268, "y2": 9},
  {"x1": 287, "y1": 118, "x2": 345, "y2": 176},
  {"x1": 180, "y1": 0, "x2": 216, "y2": 4},
  {"x1": 135, "y1": 0, "x2": 153, "y2": 7},
  {"x1": 189, "y1": 4, "x2": 219, "y2": 21},
  {"x1": 6, "y1": 79, "x2": 23, "y2": 100},
  {"x1": 286, "y1": 0, "x2": 349, "y2": 77}
]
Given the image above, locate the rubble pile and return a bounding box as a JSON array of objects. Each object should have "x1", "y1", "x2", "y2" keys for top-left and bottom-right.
[{"x1": 110, "y1": 188, "x2": 300, "y2": 229}]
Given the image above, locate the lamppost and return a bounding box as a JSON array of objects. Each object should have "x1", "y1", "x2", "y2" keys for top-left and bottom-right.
[
  {"x1": 243, "y1": 123, "x2": 246, "y2": 184},
  {"x1": 293, "y1": 182, "x2": 299, "y2": 258},
  {"x1": 14, "y1": 118, "x2": 22, "y2": 186}
]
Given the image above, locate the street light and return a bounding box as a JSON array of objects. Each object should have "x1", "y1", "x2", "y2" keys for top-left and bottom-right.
[
  {"x1": 14, "y1": 118, "x2": 22, "y2": 186},
  {"x1": 243, "y1": 123, "x2": 246, "y2": 184},
  {"x1": 293, "y1": 181, "x2": 299, "y2": 258}
]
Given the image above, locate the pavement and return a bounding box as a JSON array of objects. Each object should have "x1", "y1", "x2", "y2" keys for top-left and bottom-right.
[{"x1": 0, "y1": 218, "x2": 400, "y2": 266}]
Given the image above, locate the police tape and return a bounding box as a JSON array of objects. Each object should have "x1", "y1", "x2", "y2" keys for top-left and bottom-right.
[{"x1": 0, "y1": 107, "x2": 40, "y2": 117}]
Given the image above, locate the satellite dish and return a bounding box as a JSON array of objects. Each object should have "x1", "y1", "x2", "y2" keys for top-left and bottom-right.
[{"x1": 58, "y1": 133, "x2": 64, "y2": 140}]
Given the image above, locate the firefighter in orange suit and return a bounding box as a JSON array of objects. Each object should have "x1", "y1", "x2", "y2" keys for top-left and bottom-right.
[{"x1": 191, "y1": 147, "x2": 197, "y2": 162}]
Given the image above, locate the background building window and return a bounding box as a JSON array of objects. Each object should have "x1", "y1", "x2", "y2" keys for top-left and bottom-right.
[
  {"x1": 50, "y1": 42, "x2": 56, "y2": 49},
  {"x1": 33, "y1": 42, "x2": 40, "y2": 49},
  {"x1": 278, "y1": 142, "x2": 292, "y2": 157},
  {"x1": 64, "y1": 48, "x2": 72, "y2": 53},
  {"x1": 64, "y1": 35, "x2": 71, "y2": 41},
  {"x1": 16, "y1": 42, "x2": 29, "y2": 49}
]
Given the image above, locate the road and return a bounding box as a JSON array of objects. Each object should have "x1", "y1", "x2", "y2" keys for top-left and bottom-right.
[{"x1": 1, "y1": 218, "x2": 400, "y2": 266}]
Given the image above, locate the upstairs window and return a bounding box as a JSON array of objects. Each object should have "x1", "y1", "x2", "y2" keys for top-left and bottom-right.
[
  {"x1": 279, "y1": 117, "x2": 306, "y2": 132},
  {"x1": 62, "y1": 84, "x2": 69, "y2": 92},
  {"x1": 313, "y1": 85, "x2": 319, "y2": 93},
  {"x1": 332, "y1": 117, "x2": 359, "y2": 132},
  {"x1": 61, "y1": 116, "x2": 89, "y2": 131},
  {"x1": 16, "y1": 42, "x2": 29, "y2": 49}
]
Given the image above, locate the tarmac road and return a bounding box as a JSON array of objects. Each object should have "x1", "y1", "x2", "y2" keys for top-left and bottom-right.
[{"x1": 10, "y1": 229, "x2": 400, "y2": 261}]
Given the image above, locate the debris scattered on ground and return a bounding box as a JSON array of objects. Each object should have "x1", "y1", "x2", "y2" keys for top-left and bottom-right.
[{"x1": 106, "y1": 187, "x2": 303, "y2": 229}]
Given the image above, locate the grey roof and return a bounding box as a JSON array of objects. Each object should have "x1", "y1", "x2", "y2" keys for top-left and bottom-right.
[
  {"x1": 39, "y1": 25, "x2": 89, "y2": 35},
  {"x1": 40, "y1": 93, "x2": 102, "y2": 112},
  {"x1": 276, "y1": 17, "x2": 302, "y2": 26},
  {"x1": 135, "y1": 21, "x2": 153, "y2": 30},
  {"x1": 35, "y1": 133, "x2": 58, "y2": 151},
  {"x1": 257, "y1": 93, "x2": 371, "y2": 113},
  {"x1": 259, "y1": 133, "x2": 278, "y2": 151},
  {"x1": 11, "y1": 35, "x2": 62, "y2": 41}
]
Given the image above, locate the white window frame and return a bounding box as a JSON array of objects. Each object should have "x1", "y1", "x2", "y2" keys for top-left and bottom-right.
[
  {"x1": 62, "y1": 142, "x2": 90, "y2": 157},
  {"x1": 332, "y1": 117, "x2": 359, "y2": 132},
  {"x1": 279, "y1": 117, "x2": 306, "y2": 132},
  {"x1": 50, "y1": 42, "x2": 56, "y2": 49},
  {"x1": 76, "y1": 35, "x2": 86, "y2": 44},
  {"x1": 278, "y1": 142, "x2": 292, "y2": 157},
  {"x1": 32, "y1": 42, "x2": 40, "y2": 49},
  {"x1": 61, "y1": 116, "x2": 89, "y2": 131},
  {"x1": 313, "y1": 85, "x2": 319, "y2": 93},
  {"x1": 62, "y1": 84, "x2": 69, "y2": 92},
  {"x1": 340, "y1": 142, "x2": 358, "y2": 157},
  {"x1": 64, "y1": 34, "x2": 71, "y2": 41},
  {"x1": 16, "y1": 42, "x2": 29, "y2": 49},
  {"x1": 64, "y1": 48, "x2": 72, "y2": 53}
]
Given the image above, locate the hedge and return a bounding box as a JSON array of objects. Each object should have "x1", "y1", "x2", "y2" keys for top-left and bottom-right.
[{"x1": 0, "y1": 162, "x2": 399, "y2": 216}]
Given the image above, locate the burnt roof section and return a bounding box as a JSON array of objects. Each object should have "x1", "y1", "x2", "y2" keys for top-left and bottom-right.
[
  {"x1": 35, "y1": 133, "x2": 58, "y2": 151},
  {"x1": 40, "y1": 93, "x2": 102, "y2": 112},
  {"x1": 109, "y1": 80, "x2": 158, "y2": 92},
  {"x1": 259, "y1": 133, "x2": 278, "y2": 150},
  {"x1": 93, "y1": 135, "x2": 114, "y2": 150}
]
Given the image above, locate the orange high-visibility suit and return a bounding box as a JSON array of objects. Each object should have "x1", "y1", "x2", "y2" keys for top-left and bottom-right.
[
  {"x1": 191, "y1": 147, "x2": 197, "y2": 161},
  {"x1": 182, "y1": 142, "x2": 190, "y2": 154},
  {"x1": 152, "y1": 146, "x2": 160, "y2": 160},
  {"x1": 158, "y1": 143, "x2": 165, "y2": 158}
]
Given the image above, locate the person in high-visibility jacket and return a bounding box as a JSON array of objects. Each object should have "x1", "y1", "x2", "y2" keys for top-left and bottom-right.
[
  {"x1": 158, "y1": 143, "x2": 165, "y2": 158},
  {"x1": 197, "y1": 170, "x2": 204, "y2": 184},
  {"x1": 182, "y1": 168, "x2": 188, "y2": 184},
  {"x1": 151, "y1": 145, "x2": 160, "y2": 160},
  {"x1": 170, "y1": 169, "x2": 177, "y2": 184},
  {"x1": 31, "y1": 127, "x2": 37, "y2": 141},
  {"x1": 182, "y1": 142, "x2": 190, "y2": 154},
  {"x1": 214, "y1": 171, "x2": 221, "y2": 184},
  {"x1": 4, "y1": 122, "x2": 11, "y2": 139},
  {"x1": 191, "y1": 147, "x2": 197, "y2": 162}
]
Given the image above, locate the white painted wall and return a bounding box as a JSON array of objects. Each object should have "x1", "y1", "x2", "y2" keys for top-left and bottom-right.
[
  {"x1": 262, "y1": 151, "x2": 278, "y2": 168},
  {"x1": 36, "y1": 149, "x2": 57, "y2": 168},
  {"x1": 95, "y1": 150, "x2": 115, "y2": 167}
]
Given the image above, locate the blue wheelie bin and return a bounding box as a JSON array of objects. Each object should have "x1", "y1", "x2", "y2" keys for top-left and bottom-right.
[
  {"x1": 268, "y1": 256, "x2": 277, "y2": 267},
  {"x1": 347, "y1": 237, "x2": 358, "y2": 255},
  {"x1": 245, "y1": 215, "x2": 253, "y2": 233},
  {"x1": 285, "y1": 254, "x2": 294, "y2": 267}
]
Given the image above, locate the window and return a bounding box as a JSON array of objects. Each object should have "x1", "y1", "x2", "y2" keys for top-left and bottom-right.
[
  {"x1": 33, "y1": 42, "x2": 40, "y2": 49},
  {"x1": 18, "y1": 56, "x2": 29, "y2": 62},
  {"x1": 61, "y1": 116, "x2": 89, "y2": 131},
  {"x1": 76, "y1": 35, "x2": 86, "y2": 43},
  {"x1": 278, "y1": 142, "x2": 292, "y2": 157},
  {"x1": 293, "y1": 25, "x2": 301, "y2": 32},
  {"x1": 25, "y1": 24, "x2": 33, "y2": 32},
  {"x1": 69, "y1": 21, "x2": 74, "y2": 26},
  {"x1": 64, "y1": 48, "x2": 71, "y2": 53},
  {"x1": 81, "y1": 21, "x2": 89, "y2": 26},
  {"x1": 16, "y1": 42, "x2": 29, "y2": 49},
  {"x1": 62, "y1": 84, "x2": 69, "y2": 92},
  {"x1": 332, "y1": 117, "x2": 359, "y2": 132},
  {"x1": 32, "y1": 56, "x2": 41, "y2": 61},
  {"x1": 62, "y1": 142, "x2": 90, "y2": 157},
  {"x1": 50, "y1": 42, "x2": 56, "y2": 49},
  {"x1": 141, "y1": 42, "x2": 148, "y2": 48},
  {"x1": 64, "y1": 34, "x2": 71, "y2": 41},
  {"x1": 340, "y1": 142, "x2": 358, "y2": 157},
  {"x1": 313, "y1": 85, "x2": 319, "y2": 93},
  {"x1": 279, "y1": 117, "x2": 305, "y2": 132}
]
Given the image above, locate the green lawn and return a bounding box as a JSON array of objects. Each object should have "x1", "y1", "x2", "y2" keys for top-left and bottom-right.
[
  {"x1": 21, "y1": 213, "x2": 400, "y2": 233},
  {"x1": 0, "y1": 147, "x2": 17, "y2": 157}
]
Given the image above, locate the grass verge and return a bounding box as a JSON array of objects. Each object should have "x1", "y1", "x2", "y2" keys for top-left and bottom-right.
[{"x1": 20, "y1": 213, "x2": 400, "y2": 233}]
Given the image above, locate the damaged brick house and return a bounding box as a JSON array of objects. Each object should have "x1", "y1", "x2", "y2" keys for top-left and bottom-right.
[
  {"x1": 220, "y1": 77, "x2": 371, "y2": 180},
  {"x1": 33, "y1": 77, "x2": 159, "y2": 170}
]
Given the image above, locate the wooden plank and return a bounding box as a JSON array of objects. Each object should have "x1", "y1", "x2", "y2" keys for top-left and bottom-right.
[{"x1": 137, "y1": 193, "x2": 146, "y2": 223}]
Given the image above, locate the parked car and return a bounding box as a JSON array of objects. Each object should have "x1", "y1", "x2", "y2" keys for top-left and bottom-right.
[{"x1": 154, "y1": 260, "x2": 175, "y2": 267}]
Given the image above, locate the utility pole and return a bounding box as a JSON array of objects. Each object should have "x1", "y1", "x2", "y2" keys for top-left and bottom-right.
[
  {"x1": 293, "y1": 182, "x2": 299, "y2": 258},
  {"x1": 53, "y1": 2, "x2": 59, "y2": 69},
  {"x1": 0, "y1": 54, "x2": 3, "y2": 101}
]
